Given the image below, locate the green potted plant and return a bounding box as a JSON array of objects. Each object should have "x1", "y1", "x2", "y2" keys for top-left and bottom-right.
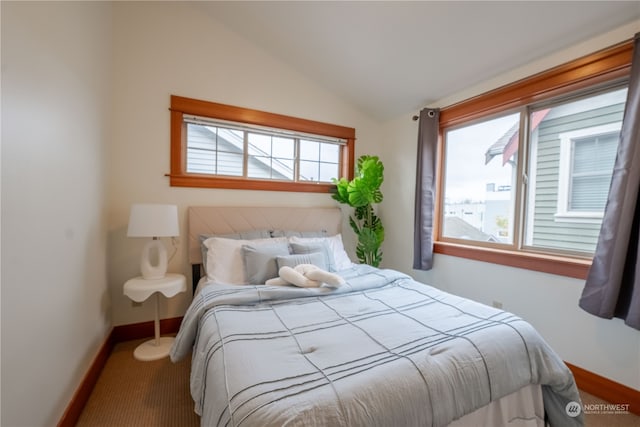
[{"x1": 332, "y1": 155, "x2": 384, "y2": 267}]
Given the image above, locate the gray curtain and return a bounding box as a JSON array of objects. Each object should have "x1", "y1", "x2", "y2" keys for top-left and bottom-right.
[
  {"x1": 413, "y1": 108, "x2": 440, "y2": 270},
  {"x1": 579, "y1": 32, "x2": 640, "y2": 330}
]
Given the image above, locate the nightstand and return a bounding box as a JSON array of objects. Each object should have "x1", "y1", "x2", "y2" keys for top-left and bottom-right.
[{"x1": 123, "y1": 273, "x2": 187, "y2": 361}]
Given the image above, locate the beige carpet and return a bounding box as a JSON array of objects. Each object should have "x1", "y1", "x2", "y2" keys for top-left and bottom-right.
[
  {"x1": 78, "y1": 338, "x2": 638, "y2": 426},
  {"x1": 76, "y1": 338, "x2": 198, "y2": 426},
  {"x1": 579, "y1": 389, "x2": 639, "y2": 427}
]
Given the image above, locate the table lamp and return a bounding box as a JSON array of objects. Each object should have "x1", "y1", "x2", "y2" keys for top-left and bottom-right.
[{"x1": 127, "y1": 203, "x2": 179, "y2": 279}]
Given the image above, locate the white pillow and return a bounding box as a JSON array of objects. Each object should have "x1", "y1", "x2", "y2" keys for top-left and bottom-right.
[
  {"x1": 203, "y1": 236, "x2": 287, "y2": 285},
  {"x1": 289, "y1": 234, "x2": 353, "y2": 270},
  {"x1": 199, "y1": 230, "x2": 272, "y2": 273}
]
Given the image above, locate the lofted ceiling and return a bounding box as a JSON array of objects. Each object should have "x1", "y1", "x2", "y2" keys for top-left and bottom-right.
[{"x1": 198, "y1": 1, "x2": 640, "y2": 121}]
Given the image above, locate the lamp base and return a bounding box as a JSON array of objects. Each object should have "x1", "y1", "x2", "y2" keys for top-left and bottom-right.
[
  {"x1": 140, "y1": 239, "x2": 168, "y2": 280},
  {"x1": 133, "y1": 336, "x2": 174, "y2": 361}
]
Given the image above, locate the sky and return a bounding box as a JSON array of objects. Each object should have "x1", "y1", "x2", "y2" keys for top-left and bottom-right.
[{"x1": 444, "y1": 112, "x2": 520, "y2": 202}]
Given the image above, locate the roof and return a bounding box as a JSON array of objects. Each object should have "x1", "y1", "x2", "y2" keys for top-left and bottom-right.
[
  {"x1": 444, "y1": 216, "x2": 499, "y2": 242},
  {"x1": 485, "y1": 109, "x2": 550, "y2": 165}
]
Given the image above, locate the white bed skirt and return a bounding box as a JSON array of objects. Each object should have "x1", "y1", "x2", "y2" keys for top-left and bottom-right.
[{"x1": 448, "y1": 384, "x2": 544, "y2": 427}]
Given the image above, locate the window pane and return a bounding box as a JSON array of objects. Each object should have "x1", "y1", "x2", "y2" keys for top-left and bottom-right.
[
  {"x1": 570, "y1": 133, "x2": 618, "y2": 211},
  {"x1": 248, "y1": 132, "x2": 271, "y2": 155},
  {"x1": 319, "y1": 162, "x2": 339, "y2": 182},
  {"x1": 247, "y1": 156, "x2": 295, "y2": 180},
  {"x1": 186, "y1": 124, "x2": 244, "y2": 175},
  {"x1": 187, "y1": 148, "x2": 217, "y2": 174},
  {"x1": 272, "y1": 158, "x2": 294, "y2": 180},
  {"x1": 218, "y1": 128, "x2": 244, "y2": 150},
  {"x1": 320, "y1": 143, "x2": 340, "y2": 163},
  {"x1": 443, "y1": 113, "x2": 520, "y2": 244},
  {"x1": 247, "y1": 134, "x2": 295, "y2": 180},
  {"x1": 272, "y1": 136, "x2": 294, "y2": 159},
  {"x1": 299, "y1": 160, "x2": 320, "y2": 181},
  {"x1": 300, "y1": 140, "x2": 320, "y2": 161},
  {"x1": 525, "y1": 87, "x2": 626, "y2": 254},
  {"x1": 298, "y1": 141, "x2": 340, "y2": 182},
  {"x1": 217, "y1": 152, "x2": 243, "y2": 176},
  {"x1": 186, "y1": 123, "x2": 217, "y2": 174}
]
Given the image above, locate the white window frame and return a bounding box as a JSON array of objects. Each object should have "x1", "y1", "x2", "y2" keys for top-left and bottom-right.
[{"x1": 556, "y1": 122, "x2": 621, "y2": 223}]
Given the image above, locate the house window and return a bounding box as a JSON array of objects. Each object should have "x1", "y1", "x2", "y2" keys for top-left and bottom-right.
[
  {"x1": 556, "y1": 124, "x2": 622, "y2": 221},
  {"x1": 434, "y1": 39, "x2": 633, "y2": 278},
  {"x1": 441, "y1": 85, "x2": 626, "y2": 257},
  {"x1": 170, "y1": 96, "x2": 355, "y2": 192}
]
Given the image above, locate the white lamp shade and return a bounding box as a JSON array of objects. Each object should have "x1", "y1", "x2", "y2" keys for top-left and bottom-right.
[{"x1": 127, "y1": 204, "x2": 179, "y2": 238}]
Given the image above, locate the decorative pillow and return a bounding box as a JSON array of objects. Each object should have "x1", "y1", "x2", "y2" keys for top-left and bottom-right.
[
  {"x1": 289, "y1": 234, "x2": 353, "y2": 270},
  {"x1": 199, "y1": 230, "x2": 273, "y2": 273},
  {"x1": 266, "y1": 263, "x2": 345, "y2": 288},
  {"x1": 289, "y1": 242, "x2": 336, "y2": 272},
  {"x1": 276, "y1": 252, "x2": 327, "y2": 270},
  {"x1": 203, "y1": 236, "x2": 286, "y2": 284},
  {"x1": 242, "y1": 242, "x2": 291, "y2": 285}
]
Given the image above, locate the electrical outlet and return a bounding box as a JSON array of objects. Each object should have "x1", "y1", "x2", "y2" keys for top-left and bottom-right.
[{"x1": 492, "y1": 301, "x2": 503, "y2": 309}]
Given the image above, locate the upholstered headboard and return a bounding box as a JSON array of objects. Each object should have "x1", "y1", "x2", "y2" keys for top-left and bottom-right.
[{"x1": 188, "y1": 206, "x2": 342, "y2": 291}]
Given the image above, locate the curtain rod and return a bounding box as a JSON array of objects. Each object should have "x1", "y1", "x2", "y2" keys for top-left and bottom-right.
[{"x1": 412, "y1": 110, "x2": 437, "y2": 121}]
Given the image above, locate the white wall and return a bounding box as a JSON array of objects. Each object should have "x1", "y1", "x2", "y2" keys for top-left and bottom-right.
[
  {"x1": 1, "y1": 2, "x2": 112, "y2": 426},
  {"x1": 107, "y1": 2, "x2": 382, "y2": 325},
  {"x1": 379, "y1": 20, "x2": 640, "y2": 390}
]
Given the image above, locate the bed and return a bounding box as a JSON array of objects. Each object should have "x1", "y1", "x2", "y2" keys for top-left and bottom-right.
[{"x1": 170, "y1": 206, "x2": 583, "y2": 427}]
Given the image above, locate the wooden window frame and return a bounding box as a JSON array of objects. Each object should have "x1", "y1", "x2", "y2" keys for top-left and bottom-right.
[
  {"x1": 435, "y1": 39, "x2": 634, "y2": 279},
  {"x1": 169, "y1": 95, "x2": 355, "y2": 193}
]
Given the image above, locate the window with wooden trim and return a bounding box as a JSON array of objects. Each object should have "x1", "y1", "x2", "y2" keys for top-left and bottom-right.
[
  {"x1": 435, "y1": 39, "x2": 634, "y2": 279},
  {"x1": 169, "y1": 96, "x2": 355, "y2": 193}
]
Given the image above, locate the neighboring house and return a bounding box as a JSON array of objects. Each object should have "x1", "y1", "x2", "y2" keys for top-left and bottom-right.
[
  {"x1": 443, "y1": 216, "x2": 499, "y2": 242},
  {"x1": 187, "y1": 124, "x2": 293, "y2": 180},
  {"x1": 444, "y1": 186, "x2": 508, "y2": 243},
  {"x1": 485, "y1": 89, "x2": 626, "y2": 254}
]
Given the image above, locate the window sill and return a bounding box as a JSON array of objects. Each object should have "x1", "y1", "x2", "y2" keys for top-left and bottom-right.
[
  {"x1": 169, "y1": 174, "x2": 335, "y2": 193},
  {"x1": 434, "y1": 241, "x2": 591, "y2": 279},
  {"x1": 554, "y1": 213, "x2": 603, "y2": 224}
]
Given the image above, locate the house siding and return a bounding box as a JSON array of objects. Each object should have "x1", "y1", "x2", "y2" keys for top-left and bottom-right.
[
  {"x1": 530, "y1": 102, "x2": 625, "y2": 253},
  {"x1": 186, "y1": 124, "x2": 290, "y2": 179},
  {"x1": 187, "y1": 125, "x2": 243, "y2": 176}
]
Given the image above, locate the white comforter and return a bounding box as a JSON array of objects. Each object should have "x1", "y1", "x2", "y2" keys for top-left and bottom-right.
[{"x1": 171, "y1": 265, "x2": 583, "y2": 427}]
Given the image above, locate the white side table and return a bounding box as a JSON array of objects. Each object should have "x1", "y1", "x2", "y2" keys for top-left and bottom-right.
[{"x1": 123, "y1": 273, "x2": 187, "y2": 361}]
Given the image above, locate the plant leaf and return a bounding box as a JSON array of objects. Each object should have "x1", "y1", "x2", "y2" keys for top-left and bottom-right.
[
  {"x1": 331, "y1": 177, "x2": 350, "y2": 204},
  {"x1": 359, "y1": 157, "x2": 384, "y2": 192}
]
